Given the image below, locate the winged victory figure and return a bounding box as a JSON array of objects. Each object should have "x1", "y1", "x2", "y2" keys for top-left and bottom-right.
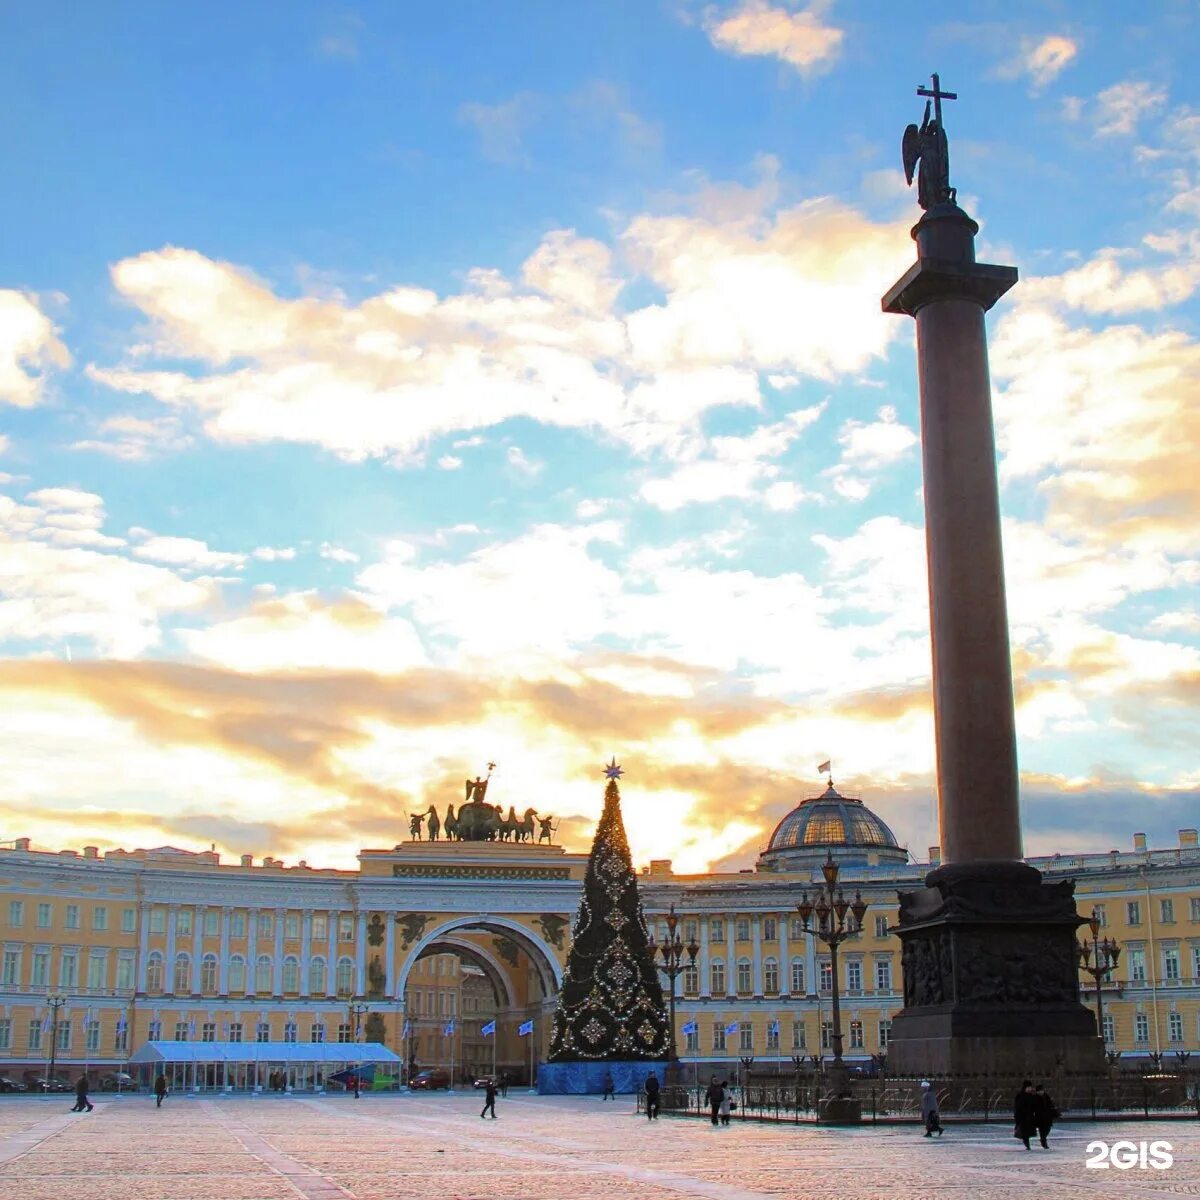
[{"x1": 903, "y1": 101, "x2": 954, "y2": 210}]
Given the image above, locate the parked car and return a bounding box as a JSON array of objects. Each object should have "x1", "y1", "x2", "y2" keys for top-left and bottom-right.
[
  {"x1": 98, "y1": 1072, "x2": 137, "y2": 1091},
  {"x1": 31, "y1": 1077, "x2": 71, "y2": 1093},
  {"x1": 471, "y1": 1076, "x2": 495, "y2": 1089},
  {"x1": 0, "y1": 1077, "x2": 21, "y2": 1093},
  {"x1": 408, "y1": 1069, "x2": 451, "y2": 1090}
]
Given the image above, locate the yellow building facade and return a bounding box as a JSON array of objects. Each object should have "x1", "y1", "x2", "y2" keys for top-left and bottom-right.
[{"x1": 0, "y1": 787, "x2": 1197, "y2": 1087}]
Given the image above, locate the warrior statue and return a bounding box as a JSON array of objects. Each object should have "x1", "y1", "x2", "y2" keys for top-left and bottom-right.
[{"x1": 902, "y1": 74, "x2": 957, "y2": 210}]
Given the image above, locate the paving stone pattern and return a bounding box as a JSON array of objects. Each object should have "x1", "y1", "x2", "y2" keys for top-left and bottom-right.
[{"x1": 0, "y1": 1092, "x2": 1196, "y2": 1199}]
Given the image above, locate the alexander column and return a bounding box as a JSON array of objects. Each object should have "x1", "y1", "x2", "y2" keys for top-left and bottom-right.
[{"x1": 881, "y1": 76, "x2": 1100, "y2": 1076}]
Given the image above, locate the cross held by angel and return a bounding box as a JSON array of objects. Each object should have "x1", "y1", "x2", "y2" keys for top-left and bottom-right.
[{"x1": 903, "y1": 73, "x2": 957, "y2": 211}]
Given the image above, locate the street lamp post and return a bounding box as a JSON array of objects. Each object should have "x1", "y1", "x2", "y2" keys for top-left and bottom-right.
[
  {"x1": 347, "y1": 999, "x2": 368, "y2": 1099},
  {"x1": 45, "y1": 992, "x2": 68, "y2": 1089},
  {"x1": 1077, "y1": 911, "x2": 1120, "y2": 1049},
  {"x1": 648, "y1": 905, "x2": 699, "y2": 1082},
  {"x1": 795, "y1": 853, "x2": 868, "y2": 1100}
]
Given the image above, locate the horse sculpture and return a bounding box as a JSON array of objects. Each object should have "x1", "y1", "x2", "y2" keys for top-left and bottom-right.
[
  {"x1": 443, "y1": 804, "x2": 458, "y2": 841},
  {"x1": 425, "y1": 805, "x2": 440, "y2": 841},
  {"x1": 514, "y1": 807, "x2": 538, "y2": 843}
]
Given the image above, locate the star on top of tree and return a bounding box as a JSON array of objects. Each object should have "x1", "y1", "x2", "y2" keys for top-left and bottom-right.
[{"x1": 603, "y1": 758, "x2": 623, "y2": 780}]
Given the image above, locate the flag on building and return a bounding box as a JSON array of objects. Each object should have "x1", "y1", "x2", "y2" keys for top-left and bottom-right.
[
  {"x1": 517, "y1": 1019, "x2": 534, "y2": 1036},
  {"x1": 41, "y1": 1014, "x2": 50, "y2": 1034},
  {"x1": 443, "y1": 1019, "x2": 455, "y2": 1037},
  {"x1": 116, "y1": 1014, "x2": 127, "y2": 1034},
  {"x1": 188, "y1": 1020, "x2": 196, "y2": 1037},
  {"x1": 402, "y1": 1020, "x2": 411, "y2": 1039},
  {"x1": 481, "y1": 1020, "x2": 496, "y2": 1036},
  {"x1": 681, "y1": 1021, "x2": 697, "y2": 1035},
  {"x1": 818, "y1": 760, "x2": 831, "y2": 774},
  {"x1": 768, "y1": 1020, "x2": 780, "y2": 1036},
  {"x1": 724, "y1": 1021, "x2": 739, "y2": 1035}
]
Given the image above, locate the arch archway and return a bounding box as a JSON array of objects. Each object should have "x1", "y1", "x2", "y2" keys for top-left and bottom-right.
[{"x1": 408, "y1": 935, "x2": 516, "y2": 1008}]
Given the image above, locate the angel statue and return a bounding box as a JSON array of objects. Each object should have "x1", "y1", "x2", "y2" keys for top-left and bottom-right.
[{"x1": 903, "y1": 100, "x2": 954, "y2": 211}]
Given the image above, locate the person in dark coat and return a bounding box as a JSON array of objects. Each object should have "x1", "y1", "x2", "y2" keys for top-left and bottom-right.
[
  {"x1": 601, "y1": 1071, "x2": 615, "y2": 1101},
  {"x1": 480, "y1": 1079, "x2": 497, "y2": 1119},
  {"x1": 920, "y1": 1081, "x2": 943, "y2": 1136},
  {"x1": 499, "y1": 1070, "x2": 509, "y2": 1098},
  {"x1": 704, "y1": 1076, "x2": 724, "y2": 1127},
  {"x1": 1033, "y1": 1084, "x2": 1058, "y2": 1149},
  {"x1": 154, "y1": 1074, "x2": 168, "y2": 1108},
  {"x1": 644, "y1": 1071, "x2": 660, "y2": 1120},
  {"x1": 1013, "y1": 1080, "x2": 1038, "y2": 1150},
  {"x1": 72, "y1": 1074, "x2": 94, "y2": 1113}
]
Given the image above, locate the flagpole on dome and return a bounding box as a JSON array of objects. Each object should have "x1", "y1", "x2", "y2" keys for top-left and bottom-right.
[{"x1": 818, "y1": 759, "x2": 833, "y2": 788}]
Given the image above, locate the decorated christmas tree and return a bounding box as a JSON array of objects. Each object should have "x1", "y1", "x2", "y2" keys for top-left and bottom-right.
[{"x1": 548, "y1": 760, "x2": 669, "y2": 1062}]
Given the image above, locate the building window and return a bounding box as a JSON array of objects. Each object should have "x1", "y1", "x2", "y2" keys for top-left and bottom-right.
[
  {"x1": 309, "y1": 957, "x2": 327, "y2": 994},
  {"x1": 712, "y1": 1022, "x2": 726, "y2": 1052},
  {"x1": 28, "y1": 1020, "x2": 42, "y2": 1052},
  {"x1": 1161, "y1": 899, "x2": 1175, "y2": 924},
  {"x1": 255, "y1": 956, "x2": 272, "y2": 993},
  {"x1": 86, "y1": 1019, "x2": 101, "y2": 1053},
  {"x1": 310, "y1": 1023, "x2": 326, "y2": 1043},
  {"x1": 282, "y1": 957, "x2": 299, "y2": 993},
  {"x1": 1190, "y1": 897, "x2": 1200, "y2": 923},
  {"x1": 228, "y1": 956, "x2": 246, "y2": 993},
  {"x1": 228, "y1": 1023, "x2": 243, "y2": 1043},
  {"x1": 735, "y1": 919, "x2": 750, "y2": 942},
  {"x1": 121, "y1": 907, "x2": 136, "y2": 933},
  {"x1": 711, "y1": 919, "x2": 725, "y2": 942},
  {"x1": 684, "y1": 920, "x2": 698, "y2": 943},
  {"x1": 739, "y1": 1022, "x2": 753, "y2": 1051},
  {"x1": 683, "y1": 964, "x2": 699, "y2": 994},
  {"x1": 792, "y1": 1021, "x2": 806, "y2": 1050},
  {"x1": 116, "y1": 957, "x2": 135, "y2": 990},
  {"x1": 256, "y1": 1022, "x2": 270, "y2": 1043},
  {"x1": 1164, "y1": 948, "x2": 1180, "y2": 981},
  {"x1": 849, "y1": 1020, "x2": 864, "y2": 1049},
  {"x1": 1129, "y1": 948, "x2": 1146, "y2": 982},
  {"x1": 710, "y1": 959, "x2": 726, "y2": 994},
  {"x1": 789, "y1": 917, "x2": 804, "y2": 941},
  {"x1": 285, "y1": 914, "x2": 300, "y2": 940},
  {"x1": 763, "y1": 917, "x2": 777, "y2": 942},
  {"x1": 177, "y1": 910, "x2": 193, "y2": 936},
  {"x1": 36, "y1": 903, "x2": 52, "y2": 929},
  {"x1": 284, "y1": 1022, "x2": 298, "y2": 1043},
  {"x1": 56, "y1": 1021, "x2": 70, "y2": 1052},
  {"x1": 204, "y1": 910, "x2": 219, "y2": 936},
  {"x1": 65, "y1": 905, "x2": 80, "y2": 930},
  {"x1": 685, "y1": 1026, "x2": 698, "y2": 1052},
  {"x1": 766, "y1": 1021, "x2": 780, "y2": 1050},
  {"x1": 1135, "y1": 1013, "x2": 1149, "y2": 1043},
  {"x1": 93, "y1": 907, "x2": 108, "y2": 932},
  {"x1": 875, "y1": 959, "x2": 892, "y2": 992},
  {"x1": 201, "y1": 1023, "x2": 216, "y2": 1042},
  {"x1": 736, "y1": 957, "x2": 752, "y2": 993},
  {"x1": 148, "y1": 1020, "x2": 162, "y2": 1041},
  {"x1": 336, "y1": 958, "x2": 354, "y2": 995},
  {"x1": 0, "y1": 1019, "x2": 10, "y2": 1051},
  {"x1": 148, "y1": 907, "x2": 165, "y2": 934},
  {"x1": 173, "y1": 953, "x2": 191, "y2": 993},
  {"x1": 874, "y1": 915, "x2": 889, "y2": 939},
  {"x1": 87, "y1": 953, "x2": 106, "y2": 990},
  {"x1": 200, "y1": 954, "x2": 218, "y2": 994},
  {"x1": 1193, "y1": 946, "x2": 1200, "y2": 980},
  {"x1": 764, "y1": 957, "x2": 779, "y2": 993},
  {"x1": 846, "y1": 960, "x2": 863, "y2": 991},
  {"x1": 1169, "y1": 1011, "x2": 1183, "y2": 1042},
  {"x1": 8, "y1": 900, "x2": 23, "y2": 927},
  {"x1": 337, "y1": 1023, "x2": 353, "y2": 1044},
  {"x1": 339, "y1": 915, "x2": 354, "y2": 941},
  {"x1": 790, "y1": 958, "x2": 805, "y2": 993},
  {"x1": 258, "y1": 913, "x2": 274, "y2": 938},
  {"x1": 146, "y1": 953, "x2": 163, "y2": 992},
  {"x1": 821, "y1": 1021, "x2": 832, "y2": 1051},
  {"x1": 819, "y1": 960, "x2": 833, "y2": 992},
  {"x1": 1, "y1": 949, "x2": 19, "y2": 985},
  {"x1": 312, "y1": 914, "x2": 328, "y2": 939},
  {"x1": 32, "y1": 949, "x2": 49, "y2": 987},
  {"x1": 60, "y1": 951, "x2": 78, "y2": 988},
  {"x1": 1127, "y1": 901, "x2": 1141, "y2": 926},
  {"x1": 230, "y1": 911, "x2": 246, "y2": 938},
  {"x1": 879, "y1": 1019, "x2": 891, "y2": 1049}
]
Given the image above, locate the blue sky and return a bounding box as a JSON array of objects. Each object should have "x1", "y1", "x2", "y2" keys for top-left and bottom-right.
[{"x1": 0, "y1": 1, "x2": 1198, "y2": 872}]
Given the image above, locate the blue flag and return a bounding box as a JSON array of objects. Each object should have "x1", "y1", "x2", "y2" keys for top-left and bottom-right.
[
  {"x1": 402, "y1": 1020, "x2": 411, "y2": 1038},
  {"x1": 725, "y1": 1021, "x2": 739, "y2": 1035},
  {"x1": 517, "y1": 1019, "x2": 534, "y2": 1036},
  {"x1": 769, "y1": 1020, "x2": 780, "y2": 1035},
  {"x1": 681, "y1": 1021, "x2": 697, "y2": 1035},
  {"x1": 443, "y1": 1019, "x2": 455, "y2": 1036},
  {"x1": 481, "y1": 1020, "x2": 496, "y2": 1036}
]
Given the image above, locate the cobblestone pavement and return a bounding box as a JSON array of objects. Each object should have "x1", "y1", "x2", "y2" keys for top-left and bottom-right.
[{"x1": 0, "y1": 1092, "x2": 1196, "y2": 1199}]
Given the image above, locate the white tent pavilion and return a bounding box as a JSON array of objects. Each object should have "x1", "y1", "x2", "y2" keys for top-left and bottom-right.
[{"x1": 127, "y1": 1040, "x2": 401, "y2": 1092}]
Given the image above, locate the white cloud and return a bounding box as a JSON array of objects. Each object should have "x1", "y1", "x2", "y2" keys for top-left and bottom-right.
[
  {"x1": 132, "y1": 535, "x2": 247, "y2": 571},
  {"x1": 458, "y1": 93, "x2": 539, "y2": 165},
  {"x1": 251, "y1": 546, "x2": 296, "y2": 562},
  {"x1": 437, "y1": 455, "x2": 463, "y2": 470},
  {"x1": 506, "y1": 446, "x2": 545, "y2": 477},
  {"x1": 998, "y1": 35, "x2": 1078, "y2": 91},
  {"x1": 1094, "y1": 80, "x2": 1166, "y2": 137},
  {"x1": 0, "y1": 291, "x2": 70, "y2": 407},
  {"x1": 703, "y1": 1, "x2": 843, "y2": 76},
  {"x1": 319, "y1": 542, "x2": 360, "y2": 564}
]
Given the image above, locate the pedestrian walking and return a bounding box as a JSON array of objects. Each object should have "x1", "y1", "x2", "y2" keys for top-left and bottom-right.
[
  {"x1": 480, "y1": 1078, "x2": 498, "y2": 1119},
  {"x1": 704, "y1": 1076, "x2": 723, "y2": 1127},
  {"x1": 499, "y1": 1070, "x2": 509, "y2": 1098},
  {"x1": 644, "y1": 1071, "x2": 660, "y2": 1120},
  {"x1": 154, "y1": 1074, "x2": 168, "y2": 1109},
  {"x1": 1033, "y1": 1084, "x2": 1058, "y2": 1149},
  {"x1": 601, "y1": 1071, "x2": 615, "y2": 1101},
  {"x1": 920, "y1": 1081, "x2": 943, "y2": 1137},
  {"x1": 72, "y1": 1074, "x2": 94, "y2": 1113},
  {"x1": 718, "y1": 1084, "x2": 732, "y2": 1126},
  {"x1": 1013, "y1": 1080, "x2": 1038, "y2": 1150}
]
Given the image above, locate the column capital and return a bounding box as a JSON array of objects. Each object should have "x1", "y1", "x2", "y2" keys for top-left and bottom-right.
[{"x1": 882, "y1": 258, "x2": 1017, "y2": 317}]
